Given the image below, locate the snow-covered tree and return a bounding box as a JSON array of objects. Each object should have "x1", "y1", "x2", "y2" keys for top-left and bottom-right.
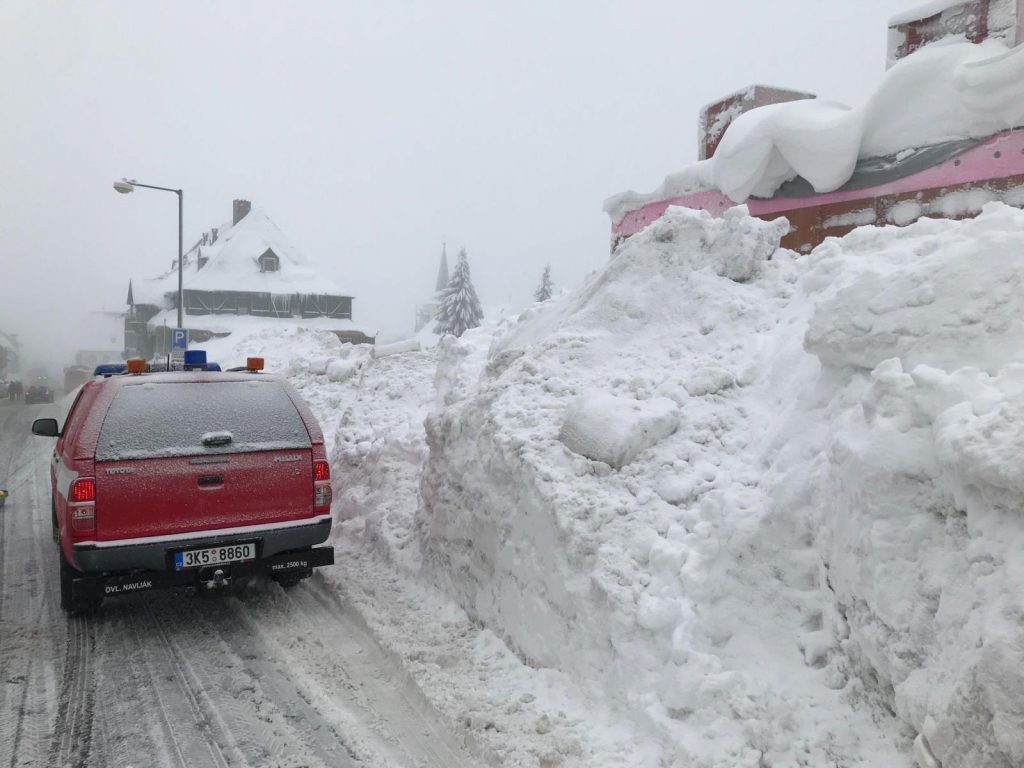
[
  {"x1": 534, "y1": 265, "x2": 553, "y2": 302},
  {"x1": 434, "y1": 248, "x2": 483, "y2": 338}
]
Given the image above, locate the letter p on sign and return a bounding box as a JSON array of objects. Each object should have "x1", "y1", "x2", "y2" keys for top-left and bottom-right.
[{"x1": 171, "y1": 328, "x2": 189, "y2": 350}]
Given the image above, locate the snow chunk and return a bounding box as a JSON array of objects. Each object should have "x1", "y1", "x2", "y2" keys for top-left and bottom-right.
[
  {"x1": 684, "y1": 366, "x2": 736, "y2": 397},
  {"x1": 640, "y1": 205, "x2": 788, "y2": 283},
  {"x1": 936, "y1": 390, "x2": 1024, "y2": 495},
  {"x1": 558, "y1": 393, "x2": 679, "y2": 470},
  {"x1": 373, "y1": 338, "x2": 421, "y2": 358},
  {"x1": 326, "y1": 358, "x2": 361, "y2": 382}
]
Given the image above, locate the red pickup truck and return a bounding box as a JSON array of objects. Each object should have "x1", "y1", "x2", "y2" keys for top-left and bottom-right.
[{"x1": 32, "y1": 358, "x2": 335, "y2": 613}]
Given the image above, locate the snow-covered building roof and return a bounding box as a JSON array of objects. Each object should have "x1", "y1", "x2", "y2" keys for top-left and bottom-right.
[
  {"x1": 124, "y1": 200, "x2": 370, "y2": 360},
  {"x1": 132, "y1": 202, "x2": 349, "y2": 307},
  {"x1": 887, "y1": 0, "x2": 1023, "y2": 66},
  {"x1": 605, "y1": 39, "x2": 1024, "y2": 223}
]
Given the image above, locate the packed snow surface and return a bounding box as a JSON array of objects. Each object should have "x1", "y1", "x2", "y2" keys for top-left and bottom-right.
[
  {"x1": 235, "y1": 203, "x2": 1024, "y2": 766},
  {"x1": 605, "y1": 39, "x2": 1024, "y2": 219}
]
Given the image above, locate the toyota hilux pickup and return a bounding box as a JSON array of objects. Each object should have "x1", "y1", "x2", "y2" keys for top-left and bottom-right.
[{"x1": 32, "y1": 355, "x2": 334, "y2": 613}]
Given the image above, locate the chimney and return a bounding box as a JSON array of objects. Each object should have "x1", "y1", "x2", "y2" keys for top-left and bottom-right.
[
  {"x1": 886, "y1": 0, "x2": 1019, "y2": 68},
  {"x1": 233, "y1": 199, "x2": 251, "y2": 225}
]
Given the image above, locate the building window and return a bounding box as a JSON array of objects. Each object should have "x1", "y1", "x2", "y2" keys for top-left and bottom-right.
[{"x1": 258, "y1": 249, "x2": 280, "y2": 272}]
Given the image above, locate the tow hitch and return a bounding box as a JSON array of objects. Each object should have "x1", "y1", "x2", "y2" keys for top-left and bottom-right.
[{"x1": 202, "y1": 568, "x2": 230, "y2": 590}]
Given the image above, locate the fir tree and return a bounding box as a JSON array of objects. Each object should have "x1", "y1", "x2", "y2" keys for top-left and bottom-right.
[
  {"x1": 434, "y1": 248, "x2": 483, "y2": 338},
  {"x1": 534, "y1": 265, "x2": 553, "y2": 302}
]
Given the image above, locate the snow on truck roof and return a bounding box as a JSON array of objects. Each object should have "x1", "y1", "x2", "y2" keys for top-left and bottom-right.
[
  {"x1": 605, "y1": 39, "x2": 1024, "y2": 222},
  {"x1": 133, "y1": 207, "x2": 349, "y2": 305}
]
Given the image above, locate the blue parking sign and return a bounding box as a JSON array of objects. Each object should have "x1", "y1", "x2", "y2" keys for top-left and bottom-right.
[{"x1": 171, "y1": 328, "x2": 189, "y2": 350}]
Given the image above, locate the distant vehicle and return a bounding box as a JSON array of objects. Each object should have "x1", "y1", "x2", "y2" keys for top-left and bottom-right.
[
  {"x1": 63, "y1": 365, "x2": 90, "y2": 394},
  {"x1": 24, "y1": 382, "x2": 54, "y2": 404},
  {"x1": 32, "y1": 352, "x2": 334, "y2": 613}
]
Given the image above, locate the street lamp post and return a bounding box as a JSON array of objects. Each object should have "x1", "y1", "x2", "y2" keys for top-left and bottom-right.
[{"x1": 113, "y1": 179, "x2": 184, "y2": 330}]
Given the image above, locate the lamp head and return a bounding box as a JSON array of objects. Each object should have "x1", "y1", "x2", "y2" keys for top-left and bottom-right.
[{"x1": 113, "y1": 179, "x2": 135, "y2": 194}]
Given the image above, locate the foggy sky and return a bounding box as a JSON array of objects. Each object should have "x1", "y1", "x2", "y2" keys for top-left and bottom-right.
[{"x1": 1, "y1": 0, "x2": 924, "y2": 369}]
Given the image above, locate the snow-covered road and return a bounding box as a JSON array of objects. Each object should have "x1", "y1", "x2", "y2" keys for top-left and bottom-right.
[{"x1": 0, "y1": 401, "x2": 478, "y2": 768}]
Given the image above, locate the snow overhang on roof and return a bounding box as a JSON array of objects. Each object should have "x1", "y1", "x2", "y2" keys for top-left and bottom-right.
[
  {"x1": 888, "y1": 0, "x2": 967, "y2": 26},
  {"x1": 605, "y1": 39, "x2": 1024, "y2": 223}
]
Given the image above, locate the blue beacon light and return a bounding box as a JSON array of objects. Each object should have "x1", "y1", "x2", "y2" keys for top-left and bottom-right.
[{"x1": 183, "y1": 350, "x2": 208, "y2": 370}]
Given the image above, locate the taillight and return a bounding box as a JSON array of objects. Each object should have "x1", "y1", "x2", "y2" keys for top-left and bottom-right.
[
  {"x1": 68, "y1": 477, "x2": 96, "y2": 536},
  {"x1": 70, "y1": 478, "x2": 95, "y2": 502},
  {"x1": 70, "y1": 506, "x2": 96, "y2": 534},
  {"x1": 313, "y1": 460, "x2": 332, "y2": 510}
]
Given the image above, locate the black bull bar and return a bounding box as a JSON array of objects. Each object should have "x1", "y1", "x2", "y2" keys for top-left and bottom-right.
[{"x1": 72, "y1": 546, "x2": 335, "y2": 601}]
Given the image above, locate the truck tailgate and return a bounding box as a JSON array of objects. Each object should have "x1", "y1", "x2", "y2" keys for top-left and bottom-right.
[{"x1": 95, "y1": 449, "x2": 314, "y2": 541}]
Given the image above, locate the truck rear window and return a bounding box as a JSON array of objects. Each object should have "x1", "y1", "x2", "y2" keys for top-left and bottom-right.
[{"x1": 96, "y1": 380, "x2": 312, "y2": 460}]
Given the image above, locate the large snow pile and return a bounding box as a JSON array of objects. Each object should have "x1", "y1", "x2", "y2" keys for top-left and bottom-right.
[
  {"x1": 605, "y1": 39, "x2": 1024, "y2": 218},
  {"x1": 198, "y1": 325, "x2": 347, "y2": 374},
  {"x1": 778, "y1": 204, "x2": 1024, "y2": 768},
  {"x1": 242, "y1": 203, "x2": 1024, "y2": 765},
  {"x1": 418, "y1": 203, "x2": 1024, "y2": 766},
  {"x1": 279, "y1": 320, "x2": 653, "y2": 767}
]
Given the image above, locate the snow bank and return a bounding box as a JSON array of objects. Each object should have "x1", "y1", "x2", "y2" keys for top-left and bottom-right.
[
  {"x1": 778, "y1": 203, "x2": 1024, "y2": 768},
  {"x1": 246, "y1": 202, "x2": 1024, "y2": 766},
  {"x1": 279, "y1": 326, "x2": 649, "y2": 766},
  {"x1": 197, "y1": 325, "x2": 347, "y2": 373},
  {"x1": 419, "y1": 207, "x2": 907, "y2": 766},
  {"x1": 606, "y1": 39, "x2": 1024, "y2": 217},
  {"x1": 420, "y1": 202, "x2": 1024, "y2": 766}
]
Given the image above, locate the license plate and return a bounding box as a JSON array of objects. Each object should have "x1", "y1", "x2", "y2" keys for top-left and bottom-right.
[{"x1": 174, "y1": 543, "x2": 255, "y2": 570}]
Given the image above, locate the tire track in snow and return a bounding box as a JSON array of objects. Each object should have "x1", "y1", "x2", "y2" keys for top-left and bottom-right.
[
  {"x1": 49, "y1": 614, "x2": 96, "y2": 768},
  {"x1": 144, "y1": 592, "x2": 338, "y2": 768},
  {"x1": 230, "y1": 578, "x2": 478, "y2": 768},
  {"x1": 192, "y1": 595, "x2": 359, "y2": 767},
  {"x1": 0, "y1": 405, "x2": 68, "y2": 768},
  {"x1": 140, "y1": 601, "x2": 236, "y2": 768}
]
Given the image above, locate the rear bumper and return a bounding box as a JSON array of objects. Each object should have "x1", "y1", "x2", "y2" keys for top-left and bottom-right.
[
  {"x1": 71, "y1": 546, "x2": 335, "y2": 603},
  {"x1": 71, "y1": 515, "x2": 332, "y2": 572}
]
